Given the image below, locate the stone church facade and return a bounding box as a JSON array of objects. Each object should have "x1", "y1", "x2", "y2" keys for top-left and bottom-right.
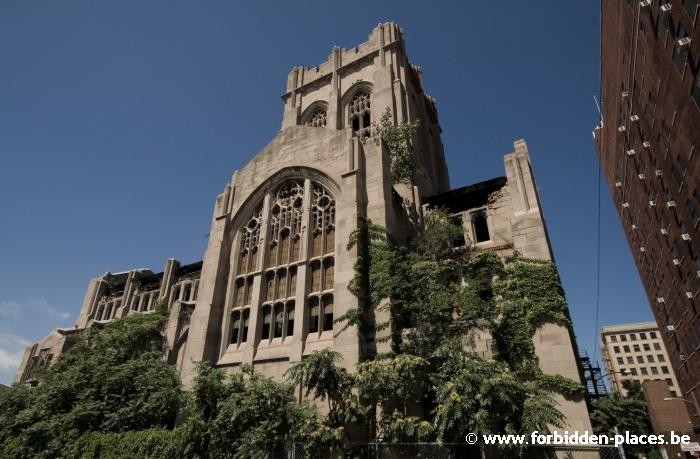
[{"x1": 15, "y1": 23, "x2": 593, "y2": 433}]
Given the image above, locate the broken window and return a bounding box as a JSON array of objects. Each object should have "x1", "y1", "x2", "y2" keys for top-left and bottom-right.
[{"x1": 471, "y1": 210, "x2": 491, "y2": 243}]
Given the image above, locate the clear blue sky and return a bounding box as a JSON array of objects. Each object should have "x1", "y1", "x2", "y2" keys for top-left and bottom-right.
[{"x1": 0, "y1": 1, "x2": 652, "y2": 384}]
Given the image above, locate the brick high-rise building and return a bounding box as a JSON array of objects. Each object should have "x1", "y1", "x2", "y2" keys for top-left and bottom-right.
[{"x1": 595, "y1": 0, "x2": 700, "y2": 432}]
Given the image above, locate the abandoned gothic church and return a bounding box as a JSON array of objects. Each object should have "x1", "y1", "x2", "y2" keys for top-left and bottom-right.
[{"x1": 15, "y1": 23, "x2": 593, "y2": 432}]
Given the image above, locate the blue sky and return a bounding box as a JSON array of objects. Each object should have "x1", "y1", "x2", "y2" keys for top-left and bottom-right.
[{"x1": 0, "y1": 1, "x2": 652, "y2": 385}]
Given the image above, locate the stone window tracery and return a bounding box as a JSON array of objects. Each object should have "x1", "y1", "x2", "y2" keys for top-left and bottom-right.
[
  {"x1": 349, "y1": 90, "x2": 371, "y2": 138},
  {"x1": 267, "y1": 182, "x2": 304, "y2": 267},
  {"x1": 306, "y1": 108, "x2": 327, "y2": 127},
  {"x1": 228, "y1": 179, "x2": 335, "y2": 351},
  {"x1": 311, "y1": 184, "x2": 335, "y2": 257},
  {"x1": 237, "y1": 204, "x2": 263, "y2": 275}
]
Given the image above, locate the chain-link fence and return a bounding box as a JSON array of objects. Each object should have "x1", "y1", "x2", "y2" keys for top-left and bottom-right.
[{"x1": 291, "y1": 443, "x2": 624, "y2": 458}]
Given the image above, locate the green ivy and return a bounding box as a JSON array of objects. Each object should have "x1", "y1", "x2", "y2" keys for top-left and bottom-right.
[
  {"x1": 335, "y1": 215, "x2": 585, "y2": 446},
  {"x1": 370, "y1": 107, "x2": 421, "y2": 185}
]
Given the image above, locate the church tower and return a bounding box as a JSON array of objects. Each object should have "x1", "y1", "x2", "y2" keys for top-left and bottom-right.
[{"x1": 180, "y1": 22, "x2": 448, "y2": 384}]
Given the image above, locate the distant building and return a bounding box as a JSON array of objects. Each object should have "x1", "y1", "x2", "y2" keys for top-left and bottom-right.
[
  {"x1": 601, "y1": 322, "x2": 680, "y2": 397},
  {"x1": 15, "y1": 23, "x2": 593, "y2": 434},
  {"x1": 594, "y1": 0, "x2": 700, "y2": 432}
]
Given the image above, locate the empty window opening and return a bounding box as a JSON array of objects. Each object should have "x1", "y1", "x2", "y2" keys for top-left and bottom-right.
[{"x1": 472, "y1": 211, "x2": 490, "y2": 243}]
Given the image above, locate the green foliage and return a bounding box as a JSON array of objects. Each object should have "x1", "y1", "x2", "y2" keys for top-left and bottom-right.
[
  {"x1": 0, "y1": 305, "x2": 340, "y2": 458},
  {"x1": 1, "y1": 208, "x2": 589, "y2": 458},
  {"x1": 337, "y1": 215, "x2": 584, "y2": 451},
  {"x1": 207, "y1": 368, "x2": 338, "y2": 458},
  {"x1": 0, "y1": 306, "x2": 182, "y2": 458},
  {"x1": 433, "y1": 354, "x2": 564, "y2": 441},
  {"x1": 590, "y1": 383, "x2": 653, "y2": 456},
  {"x1": 370, "y1": 107, "x2": 421, "y2": 184},
  {"x1": 61, "y1": 428, "x2": 189, "y2": 459},
  {"x1": 285, "y1": 349, "x2": 354, "y2": 425},
  {"x1": 340, "y1": 217, "x2": 400, "y2": 355},
  {"x1": 414, "y1": 208, "x2": 466, "y2": 261}
]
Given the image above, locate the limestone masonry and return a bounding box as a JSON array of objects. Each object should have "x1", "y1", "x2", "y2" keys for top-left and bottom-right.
[{"x1": 15, "y1": 22, "x2": 592, "y2": 432}]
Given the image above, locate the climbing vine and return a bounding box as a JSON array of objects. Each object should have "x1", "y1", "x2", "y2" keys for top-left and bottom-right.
[
  {"x1": 370, "y1": 107, "x2": 421, "y2": 185},
  {"x1": 334, "y1": 210, "x2": 585, "y2": 445}
]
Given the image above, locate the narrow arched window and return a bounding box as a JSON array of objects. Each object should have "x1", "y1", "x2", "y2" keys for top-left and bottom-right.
[
  {"x1": 230, "y1": 308, "x2": 250, "y2": 346},
  {"x1": 277, "y1": 268, "x2": 288, "y2": 299},
  {"x1": 349, "y1": 91, "x2": 371, "y2": 138},
  {"x1": 311, "y1": 261, "x2": 322, "y2": 292},
  {"x1": 308, "y1": 296, "x2": 320, "y2": 334},
  {"x1": 231, "y1": 311, "x2": 241, "y2": 344},
  {"x1": 235, "y1": 278, "x2": 245, "y2": 307},
  {"x1": 311, "y1": 185, "x2": 335, "y2": 258},
  {"x1": 237, "y1": 205, "x2": 263, "y2": 275},
  {"x1": 241, "y1": 309, "x2": 249, "y2": 343},
  {"x1": 274, "y1": 303, "x2": 284, "y2": 338},
  {"x1": 286, "y1": 302, "x2": 295, "y2": 337},
  {"x1": 265, "y1": 272, "x2": 275, "y2": 302},
  {"x1": 322, "y1": 294, "x2": 334, "y2": 332},
  {"x1": 261, "y1": 305, "x2": 272, "y2": 340},
  {"x1": 323, "y1": 258, "x2": 334, "y2": 291},
  {"x1": 244, "y1": 277, "x2": 254, "y2": 305}
]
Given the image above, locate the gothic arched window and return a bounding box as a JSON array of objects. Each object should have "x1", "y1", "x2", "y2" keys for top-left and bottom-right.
[
  {"x1": 311, "y1": 184, "x2": 335, "y2": 258},
  {"x1": 306, "y1": 108, "x2": 327, "y2": 127},
  {"x1": 267, "y1": 182, "x2": 304, "y2": 268},
  {"x1": 227, "y1": 179, "x2": 336, "y2": 352},
  {"x1": 349, "y1": 91, "x2": 371, "y2": 138},
  {"x1": 237, "y1": 205, "x2": 263, "y2": 275}
]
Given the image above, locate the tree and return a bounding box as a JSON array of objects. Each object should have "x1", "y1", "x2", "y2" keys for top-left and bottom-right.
[
  {"x1": 591, "y1": 380, "x2": 654, "y2": 457},
  {"x1": 0, "y1": 304, "x2": 182, "y2": 458},
  {"x1": 370, "y1": 107, "x2": 421, "y2": 185},
  {"x1": 285, "y1": 349, "x2": 354, "y2": 426},
  {"x1": 1, "y1": 207, "x2": 587, "y2": 458},
  {"x1": 332, "y1": 212, "x2": 584, "y2": 454},
  {"x1": 0, "y1": 309, "x2": 340, "y2": 459}
]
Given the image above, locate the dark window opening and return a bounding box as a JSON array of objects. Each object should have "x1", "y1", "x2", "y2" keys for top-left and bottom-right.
[
  {"x1": 241, "y1": 310, "x2": 249, "y2": 343},
  {"x1": 308, "y1": 298, "x2": 319, "y2": 334},
  {"x1": 472, "y1": 211, "x2": 490, "y2": 243},
  {"x1": 274, "y1": 304, "x2": 284, "y2": 338},
  {"x1": 286, "y1": 304, "x2": 295, "y2": 337},
  {"x1": 261, "y1": 306, "x2": 271, "y2": 340},
  {"x1": 322, "y1": 294, "x2": 334, "y2": 332},
  {"x1": 231, "y1": 312, "x2": 240, "y2": 344}
]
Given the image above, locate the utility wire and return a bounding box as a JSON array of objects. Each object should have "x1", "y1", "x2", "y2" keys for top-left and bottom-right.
[{"x1": 592, "y1": 147, "x2": 602, "y2": 365}]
